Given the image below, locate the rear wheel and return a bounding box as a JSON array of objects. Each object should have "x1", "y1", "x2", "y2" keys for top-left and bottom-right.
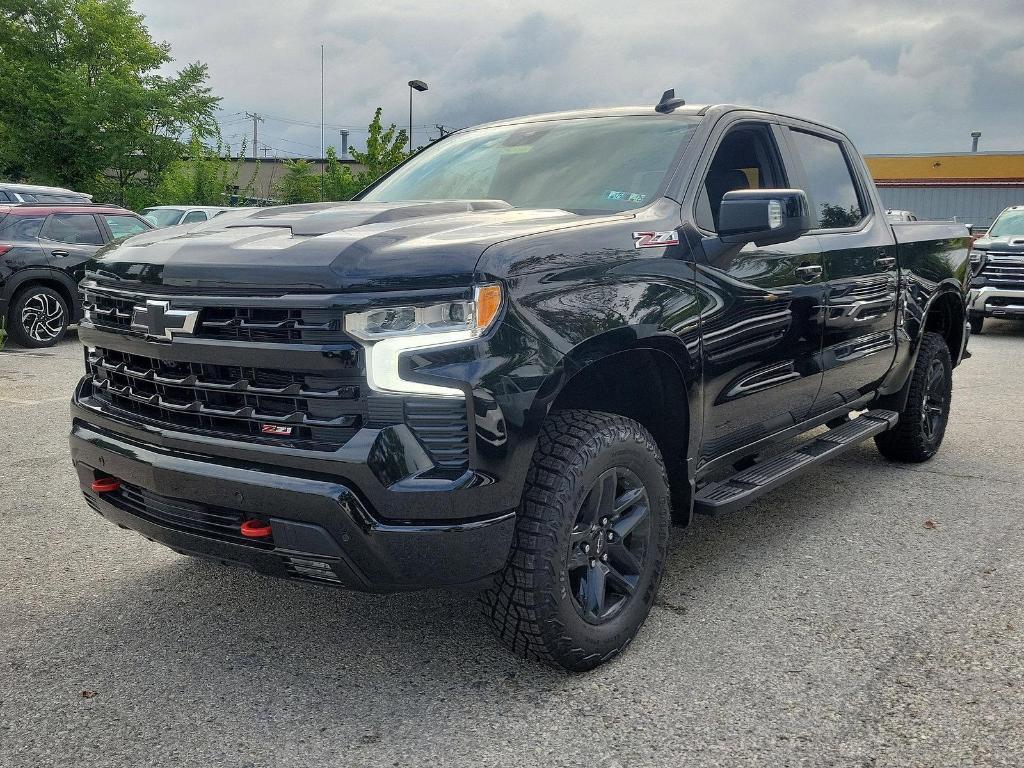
[
  {"x1": 875, "y1": 332, "x2": 952, "y2": 462},
  {"x1": 8, "y1": 285, "x2": 68, "y2": 348},
  {"x1": 481, "y1": 410, "x2": 671, "y2": 671},
  {"x1": 969, "y1": 314, "x2": 984, "y2": 335}
]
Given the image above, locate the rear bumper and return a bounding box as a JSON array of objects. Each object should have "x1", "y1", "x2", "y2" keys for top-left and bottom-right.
[
  {"x1": 70, "y1": 420, "x2": 515, "y2": 591},
  {"x1": 967, "y1": 286, "x2": 1024, "y2": 318}
]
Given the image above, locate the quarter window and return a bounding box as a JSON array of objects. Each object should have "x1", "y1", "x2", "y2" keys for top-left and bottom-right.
[{"x1": 788, "y1": 129, "x2": 864, "y2": 229}]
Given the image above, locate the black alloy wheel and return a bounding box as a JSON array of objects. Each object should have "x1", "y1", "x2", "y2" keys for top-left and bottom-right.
[{"x1": 567, "y1": 467, "x2": 651, "y2": 624}]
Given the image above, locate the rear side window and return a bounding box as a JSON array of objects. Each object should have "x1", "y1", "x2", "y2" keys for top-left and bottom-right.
[
  {"x1": 787, "y1": 129, "x2": 865, "y2": 229},
  {"x1": 0, "y1": 215, "x2": 44, "y2": 240},
  {"x1": 40, "y1": 213, "x2": 104, "y2": 245},
  {"x1": 0, "y1": 191, "x2": 11, "y2": 202},
  {"x1": 103, "y1": 214, "x2": 149, "y2": 239}
]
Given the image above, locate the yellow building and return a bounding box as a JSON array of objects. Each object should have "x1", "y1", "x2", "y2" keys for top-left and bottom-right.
[{"x1": 865, "y1": 152, "x2": 1024, "y2": 229}]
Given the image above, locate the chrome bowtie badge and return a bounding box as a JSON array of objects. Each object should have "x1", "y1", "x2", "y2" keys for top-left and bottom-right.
[{"x1": 131, "y1": 300, "x2": 199, "y2": 340}]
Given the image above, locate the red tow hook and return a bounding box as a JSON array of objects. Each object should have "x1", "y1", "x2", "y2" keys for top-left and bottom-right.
[
  {"x1": 240, "y1": 519, "x2": 273, "y2": 539},
  {"x1": 91, "y1": 477, "x2": 121, "y2": 493}
]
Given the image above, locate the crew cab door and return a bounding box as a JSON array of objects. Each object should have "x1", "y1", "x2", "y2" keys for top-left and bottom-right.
[
  {"x1": 688, "y1": 118, "x2": 827, "y2": 464},
  {"x1": 780, "y1": 125, "x2": 899, "y2": 403}
]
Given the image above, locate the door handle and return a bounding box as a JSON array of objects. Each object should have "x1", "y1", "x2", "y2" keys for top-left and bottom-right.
[
  {"x1": 795, "y1": 263, "x2": 823, "y2": 281},
  {"x1": 874, "y1": 256, "x2": 896, "y2": 269},
  {"x1": 50, "y1": 250, "x2": 69, "y2": 258}
]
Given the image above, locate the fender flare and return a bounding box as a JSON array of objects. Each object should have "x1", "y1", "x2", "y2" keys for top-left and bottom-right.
[{"x1": 879, "y1": 279, "x2": 966, "y2": 412}]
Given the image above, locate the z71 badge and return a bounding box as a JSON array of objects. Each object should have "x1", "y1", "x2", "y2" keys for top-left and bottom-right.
[{"x1": 632, "y1": 231, "x2": 680, "y2": 249}]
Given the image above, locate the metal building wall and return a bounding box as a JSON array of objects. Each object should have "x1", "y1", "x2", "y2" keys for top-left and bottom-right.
[{"x1": 876, "y1": 185, "x2": 1024, "y2": 228}]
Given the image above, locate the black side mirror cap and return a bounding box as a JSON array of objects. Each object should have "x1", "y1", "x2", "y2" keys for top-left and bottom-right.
[{"x1": 717, "y1": 189, "x2": 813, "y2": 247}]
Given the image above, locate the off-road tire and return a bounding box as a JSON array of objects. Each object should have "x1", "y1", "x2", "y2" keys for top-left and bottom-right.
[
  {"x1": 481, "y1": 410, "x2": 671, "y2": 672},
  {"x1": 8, "y1": 284, "x2": 69, "y2": 348},
  {"x1": 969, "y1": 314, "x2": 984, "y2": 335},
  {"x1": 875, "y1": 331, "x2": 952, "y2": 462}
]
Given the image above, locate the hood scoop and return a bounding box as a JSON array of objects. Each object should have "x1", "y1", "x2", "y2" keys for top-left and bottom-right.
[{"x1": 234, "y1": 200, "x2": 513, "y2": 236}]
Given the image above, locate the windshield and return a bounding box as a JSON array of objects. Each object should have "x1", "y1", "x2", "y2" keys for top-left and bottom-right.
[
  {"x1": 362, "y1": 116, "x2": 701, "y2": 214},
  {"x1": 988, "y1": 210, "x2": 1024, "y2": 237},
  {"x1": 141, "y1": 208, "x2": 184, "y2": 227}
]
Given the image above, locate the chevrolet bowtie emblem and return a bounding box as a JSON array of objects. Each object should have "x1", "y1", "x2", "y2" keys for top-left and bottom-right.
[{"x1": 131, "y1": 300, "x2": 199, "y2": 340}]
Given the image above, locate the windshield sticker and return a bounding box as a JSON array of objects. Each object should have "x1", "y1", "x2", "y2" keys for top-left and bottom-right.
[
  {"x1": 633, "y1": 231, "x2": 680, "y2": 249},
  {"x1": 606, "y1": 190, "x2": 647, "y2": 203}
]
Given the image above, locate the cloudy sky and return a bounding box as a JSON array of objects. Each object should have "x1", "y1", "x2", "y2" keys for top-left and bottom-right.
[{"x1": 136, "y1": 0, "x2": 1024, "y2": 158}]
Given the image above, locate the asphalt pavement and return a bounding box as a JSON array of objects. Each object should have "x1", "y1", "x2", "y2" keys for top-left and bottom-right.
[{"x1": 1, "y1": 325, "x2": 1022, "y2": 767}]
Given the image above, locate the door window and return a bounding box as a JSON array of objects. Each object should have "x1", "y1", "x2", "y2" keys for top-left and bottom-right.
[
  {"x1": 695, "y1": 124, "x2": 786, "y2": 232},
  {"x1": 181, "y1": 210, "x2": 208, "y2": 224},
  {"x1": 40, "y1": 213, "x2": 104, "y2": 245},
  {"x1": 787, "y1": 129, "x2": 865, "y2": 229},
  {"x1": 0, "y1": 215, "x2": 44, "y2": 240},
  {"x1": 103, "y1": 214, "x2": 150, "y2": 239}
]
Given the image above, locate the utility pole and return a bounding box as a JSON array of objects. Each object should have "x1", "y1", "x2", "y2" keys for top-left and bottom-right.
[
  {"x1": 320, "y1": 44, "x2": 325, "y2": 198},
  {"x1": 245, "y1": 112, "x2": 264, "y2": 159}
]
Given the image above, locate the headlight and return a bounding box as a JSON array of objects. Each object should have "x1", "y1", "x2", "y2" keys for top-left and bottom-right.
[{"x1": 345, "y1": 283, "x2": 502, "y2": 397}]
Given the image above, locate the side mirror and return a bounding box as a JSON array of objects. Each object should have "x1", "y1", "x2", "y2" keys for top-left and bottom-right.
[{"x1": 717, "y1": 189, "x2": 812, "y2": 246}]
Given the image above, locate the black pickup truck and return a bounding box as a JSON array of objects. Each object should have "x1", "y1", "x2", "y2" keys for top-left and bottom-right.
[{"x1": 69, "y1": 95, "x2": 971, "y2": 671}]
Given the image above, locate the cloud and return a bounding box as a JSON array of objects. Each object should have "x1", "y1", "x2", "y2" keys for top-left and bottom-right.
[{"x1": 135, "y1": 0, "x2": 1024, "y2": 155}]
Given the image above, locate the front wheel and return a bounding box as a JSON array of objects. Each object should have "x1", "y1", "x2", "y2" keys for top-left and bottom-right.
[
  {"x1": 8, "y1": 285, "x2": 69, "y2": 348},
  {"x1": 481, "y1": 410, "x2": 671, "y2": 672},
  {"x1": 875, "y1": 332, "x2": 952, "y2": 463}
]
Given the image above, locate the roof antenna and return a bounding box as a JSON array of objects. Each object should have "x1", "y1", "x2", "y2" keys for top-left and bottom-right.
[{"x1": 655, "y1": 88, "x2": 686, "y2": 114}]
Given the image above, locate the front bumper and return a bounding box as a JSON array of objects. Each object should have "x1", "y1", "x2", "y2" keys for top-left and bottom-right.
[
  {"x1": 967, "y1": 286, "x2": 1024, "y2": 318},
  {"x1": 70, "y1": 420, "x2": 515, "y2": 591}
]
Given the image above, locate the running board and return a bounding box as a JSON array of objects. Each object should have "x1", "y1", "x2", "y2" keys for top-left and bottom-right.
[{"x1": 693, "y1": 409, "x2": 899, "y2": 516}]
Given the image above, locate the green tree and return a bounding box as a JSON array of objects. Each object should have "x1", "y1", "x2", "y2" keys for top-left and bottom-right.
[
  {"x1": 349, "y1": 107, "x2": 408, "y2": 180},
  {"x1": 0, "y1": 0, "x2": 219, "y2": 202},
  {"x1": 322, "y1": 146, "x2": 362, "y2": 201},
  {"x1": 153, "y1": 135, "x2": 254, "y2": 207},
  {"x1": 275, "y1": 159, "x2": 321, "y2": 204}
]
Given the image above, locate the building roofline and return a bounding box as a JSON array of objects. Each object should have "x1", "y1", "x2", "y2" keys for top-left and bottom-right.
[{"x1": 866, "y1": 151, "x2": 1024, "y2": 158}]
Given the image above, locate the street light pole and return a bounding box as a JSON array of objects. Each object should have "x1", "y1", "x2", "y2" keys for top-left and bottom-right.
[{"x1": 407, "y1": 80, "x2": 428, "y2": 154}]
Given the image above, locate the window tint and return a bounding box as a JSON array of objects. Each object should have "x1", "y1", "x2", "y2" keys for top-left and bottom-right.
[
  {"x1": 0, "y1": 215, "x2": 44, "y2": 240},
  {"x1": 142, "y1": 208, "x2": 185, "y2": 227},
  {"x1": 181, "y1": 210, "x2": 207, "y2": 224},
  {"x1": 103, "y1": 214, "x2": 149, "y2": 239},
  {"x1": 40, "y1": 213, "x2": 104, "y2": 245},
  {"x1": 696, "y1": 125, "x2": 784, "y2": 232},
  {"x1": 788, "y1": 129, "x2": 864, "y2": 229},
  {"x1": 0, "y1": 191, "x2": 11, "y2": 202}
]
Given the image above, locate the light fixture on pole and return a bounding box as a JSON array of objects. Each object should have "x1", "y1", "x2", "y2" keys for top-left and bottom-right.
[{"x1": 408, "y1": 80, "x2": 428, "y2": 153}]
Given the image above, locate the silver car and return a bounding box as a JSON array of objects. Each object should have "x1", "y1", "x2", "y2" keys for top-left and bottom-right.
[{"x1": 139, "y1": 206, "x2": 237, "y2": 228}]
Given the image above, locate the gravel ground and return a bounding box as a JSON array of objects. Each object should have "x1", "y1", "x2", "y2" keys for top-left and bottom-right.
[{"x1": 1, "y1": 325, "x2": 1022, "y2": 768}]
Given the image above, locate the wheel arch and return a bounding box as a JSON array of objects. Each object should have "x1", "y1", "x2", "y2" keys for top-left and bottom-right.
[
  {"x1": 3, "y1": 268, "x2": 81, "y2": 323},
  {"x1": 541, "y1": 329, "x2": 699, "y2": 524}
]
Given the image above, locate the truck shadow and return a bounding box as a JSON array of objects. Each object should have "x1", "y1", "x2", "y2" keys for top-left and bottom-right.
[{"x1": 29, "y1": 442, "x2": 927, "y2": 757}]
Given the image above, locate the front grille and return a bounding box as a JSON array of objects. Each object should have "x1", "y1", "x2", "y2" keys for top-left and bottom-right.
[
  {"x1": 87, "y1": 347, "x2": 364, "y2": 450},
  {"x1": 981, "y1": 253, "x2": 1024, "y2": 285},
  {"x1": 82, "y1": 289, "x2": 348, "y2": 344}
]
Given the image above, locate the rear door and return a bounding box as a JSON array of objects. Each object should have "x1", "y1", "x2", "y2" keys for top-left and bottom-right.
[
  {"x1": 689, "y1": 116, "x2": 828, "y2": 464},
  {"x1": 780, "y1": 125, "x2": 899, "y2": 404}
]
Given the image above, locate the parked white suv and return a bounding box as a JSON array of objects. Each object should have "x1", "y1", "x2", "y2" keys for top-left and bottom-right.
[{"x1": 139, "y1": 206, "x2": 236, "y2": 228}]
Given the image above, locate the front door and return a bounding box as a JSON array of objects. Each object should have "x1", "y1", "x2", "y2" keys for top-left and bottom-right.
[{"x1": 690, "y1": 120, "x2": 828, "y2": 465}]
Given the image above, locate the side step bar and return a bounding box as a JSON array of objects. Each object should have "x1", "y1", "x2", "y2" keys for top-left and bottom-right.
[{"x1": 693, "y1": 409, "x2": 899, "y2": 516}]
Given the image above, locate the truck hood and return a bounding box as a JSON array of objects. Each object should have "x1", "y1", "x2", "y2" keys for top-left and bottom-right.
[
  {"x1": 87, "y1": 200, "x2": 591, "y2": 294},
  {"x1": 974, "y1": 235, "x2": 1024, "y2": 252}
]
